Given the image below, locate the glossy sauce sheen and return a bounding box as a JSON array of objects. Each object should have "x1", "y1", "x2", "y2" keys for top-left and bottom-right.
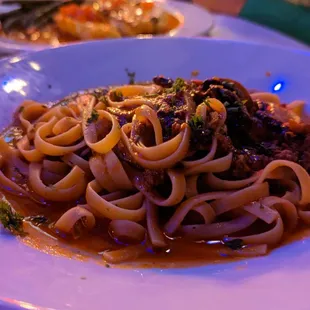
[
  {"x1": 2, "y1": 187, "x2": 310, "y2": 268},
  {"x1": 3, "y1": 189, "x2": 226, "y2": 268}
]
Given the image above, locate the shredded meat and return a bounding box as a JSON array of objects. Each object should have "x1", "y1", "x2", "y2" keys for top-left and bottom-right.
[
  {"x1": 231, "y1": 153, "x2": 253, "y2": 179},
  {"x1": 274, "y1": 149, "x2": 298, "y2": 162},
  {"x1": 156, "y1": 93, "x2": 188, "y2": 142},
  {"x1": 197, "y1": 78, "x2": 310, "y2": 178},
  {"x1": 113, "y1": 141, "x2": 139, "y2": 169},
  {"x1": 206, "y1": 85, "x2": 239, "y2": 104},
  {"x1": 216, "y1": 133, "x2": 234, "y2": 155},
  {"x1": 111, "y1": 76, "x2": 310, "y2": 181},
  {"x1": 106, "y1": 107, "x2": 134, "y2": 126},
  {"x1": 153, "y1": 76, "x2": 173, "y2": 88},
  {"x1": 208, "y1": 111, "x2": 222, "y2": 130},
  {"x1": 190, "y1": 127, "x2": 213, "y2": 150},
  {"x1": 142, "y1": 169, "x2": 165, "y2": 191},
  {"x1": 299, "y1": 134, "x2": 310, "y2": 170},
  {"x1": 171, "y1": 122, "x2": 181, "y2": 137}
]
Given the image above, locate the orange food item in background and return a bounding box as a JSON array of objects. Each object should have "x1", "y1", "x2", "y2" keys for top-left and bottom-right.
[
  {"x1": 138, "y1": 1, "x2": 155, "y2": 12},
  {"x1": 59, "y1": 4, "x2": 102, "y2": 22}
]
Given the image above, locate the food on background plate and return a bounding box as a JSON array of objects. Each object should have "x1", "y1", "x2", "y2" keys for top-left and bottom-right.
[
  {"x1": 1, "y1": 74, "x2": 310, "y2": 267},
  {"x1": 0, "y1": 0, "x2": 182, "y2": 45}
]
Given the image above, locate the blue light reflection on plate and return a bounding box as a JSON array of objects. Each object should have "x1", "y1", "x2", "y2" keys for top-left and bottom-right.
[{"x1": 272, "y1": 81, "x2": 284, "y2": 93}]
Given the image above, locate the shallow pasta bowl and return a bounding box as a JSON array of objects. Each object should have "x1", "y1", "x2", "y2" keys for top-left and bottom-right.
[{"x1": 1, "y1": 38, "x2": 310, "y2": 310}]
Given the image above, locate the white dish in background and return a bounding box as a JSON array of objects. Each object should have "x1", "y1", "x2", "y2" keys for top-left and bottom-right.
[
  {"x1": 211, "y1": 14, "x2": 309, "y2": 51},
  {"x1": 0, "y1": 3, "x2": 20, "y2": 14},
  {"x1": 1, "y1": 38, "x2": 310, "y2": 310},
  {"x1": 0, "y1": 1, "x2": 213, "y2": 53}
]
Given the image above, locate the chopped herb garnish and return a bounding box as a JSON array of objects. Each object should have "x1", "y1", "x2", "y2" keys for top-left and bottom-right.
[
  {"x1": 165, "y1": 78, "x2": 186, "y2": 94},
  {"x1": 125, "y1": 69, "x2": 136, "y2": 85},
  {"x1": 18, "y1": 106, "x2": 24, "y2": 113},
  {"x1": 111, "y1": 91, "x2": 124, "y2": 102},
  {"x1": 172, "y1": 78, "x2": 186, "y2": 92},
  {"x1": 99, "y1": 96, "x2": 108, "y2": 104},
  {"x1": 222, "y1": 238, "x2": 245, "y2": 250},
  {"x1": 87, "y1": 109, "x2": 99, "y2": 124},
  {"x1": 24, "y1": 215, "x2": 48, "y2": 226},
  {"x1": 145, "y1": 93, "x2": 159, "y2": 98},
  {"x1": 187, "y1": 115, "x2": 204, "y2": 130},
  {"x1": 93, "y1": 88, "x2": 109, "y2": 97},
  {"x1": 204, "y1": 98, "x2": 214, "y2": 110},
  {"x1": 0, "y1": 198, "x2": 25, "y2": 236}
]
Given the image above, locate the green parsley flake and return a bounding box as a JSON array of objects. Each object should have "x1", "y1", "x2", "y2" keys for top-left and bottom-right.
[
  {"x1": 172, "y1": 78, "x2": 186, "y2": 92},
  {"x1": 203, "y1": 98, "x2": 214, "y2": 110},
  {"x1": 87, "y1": 109, "x2": 99, "y2": 124},
  {"x1": 145, "y1": 93, "x2": 159, "y2": 98},
  {"x1": 0, "y1": 198, "x2": 25, "y2": 236},
  {"x1": 165, "y1": 78, "x2": 186, "y2": 94},
  {"x1": 99, "y1": 96, "x2": 108, "y2": 104},
  {"x1": 111, "y1": 91, "x2": 124, "y2": 102},
  {"x1": 187, "y1": 115, "x2": 204, "y2": 130}
]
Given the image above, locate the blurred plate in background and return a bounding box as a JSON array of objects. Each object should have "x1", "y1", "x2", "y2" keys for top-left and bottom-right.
[{"x1": 0, "y1": 1, "x2": 213, "y2": 53}]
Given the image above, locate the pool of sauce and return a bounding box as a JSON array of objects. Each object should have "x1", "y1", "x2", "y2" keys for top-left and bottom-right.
[
  {"x1": 2, "y1": 189, "x2": 228, "y2": 268},
  {"x1": 3, "y1": 188, "x2": 310, "y2": 269}
]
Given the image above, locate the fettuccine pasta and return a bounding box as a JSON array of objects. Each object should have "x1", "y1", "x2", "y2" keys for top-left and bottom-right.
[{"x1": 1, "y1": 75, "x2": 310, "y2": 267}]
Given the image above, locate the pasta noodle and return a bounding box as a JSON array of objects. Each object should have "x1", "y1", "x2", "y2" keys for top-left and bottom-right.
[{"x1": 1, "y1": 75, "x2": 310, "y2": 267}]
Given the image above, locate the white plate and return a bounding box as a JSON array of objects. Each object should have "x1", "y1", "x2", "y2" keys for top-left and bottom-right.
[
  {"x1": 0, "y1": 4, "x2": 20, "y2": 14},
  {"x1": 211, "y1": 15, "x2": 309, "y2": 51},
  {"x1": 0, "y1": 1, "x2": 213, "y2": 53},
  {"x1": 1, "y1": 38, "x2": 310, "y2": 310}
]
